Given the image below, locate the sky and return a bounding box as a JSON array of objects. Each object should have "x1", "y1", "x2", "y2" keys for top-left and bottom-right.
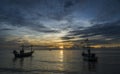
[{"x1": 0, "y1": 0, "x2": 120, "y2": 48}]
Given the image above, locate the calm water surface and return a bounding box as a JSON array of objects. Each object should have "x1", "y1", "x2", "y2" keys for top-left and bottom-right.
[{"x1": 0, "y1": 48, "x2": 120, "y2": 74}]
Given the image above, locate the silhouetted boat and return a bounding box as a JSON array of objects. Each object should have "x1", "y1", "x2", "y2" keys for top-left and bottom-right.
[
  {"x1": 13, "y1": 51, "x2": 34, "y2": 58},
  {"x1": 13, "y1": 45, "x2": 34, "y2": 58},
  {"x1": 82, "y1": 52, "x2": 97, "y2": 62},
  {"x1": 82, "y1": 39, "x2": 98, "y2": 62}
]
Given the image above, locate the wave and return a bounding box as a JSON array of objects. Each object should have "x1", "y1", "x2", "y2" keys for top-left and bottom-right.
[
  {"x1": 39, "y1": 60, "x2": 79, "y2": 64},
  {"x1": 0, "y1": 67, "x2": 79, "y2": 74}
]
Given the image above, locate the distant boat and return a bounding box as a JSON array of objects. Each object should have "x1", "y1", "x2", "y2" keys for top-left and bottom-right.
[
  {"x1": 82, "y1": 52, "x2": 97, "y2": 62},
  {"x1": 82, "y1": 39, "x2": 98, "y2": 62},
  {"x1": 13, "y1": 51, "x2": 34, "y2": 58},
  {"x1": 13, "y1": 45, "x2": 34, "y2": 58}
]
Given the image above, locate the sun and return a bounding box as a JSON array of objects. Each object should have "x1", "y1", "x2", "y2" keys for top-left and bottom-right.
[{"x1": 59, "y1": 46, "x2": 64, "y2": 49}]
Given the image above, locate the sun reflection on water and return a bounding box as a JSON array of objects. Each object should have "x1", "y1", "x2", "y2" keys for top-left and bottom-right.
[
  {"x1": 58, "y1": 50, "x2": 64, "y2": 71},
  {"x1": 60, "y1": 50, "x2": 64, "y2": 62}
]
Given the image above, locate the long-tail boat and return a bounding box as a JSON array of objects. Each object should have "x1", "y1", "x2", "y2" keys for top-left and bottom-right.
[
  {"x1": 82, "y1": 39, "x2": 98, "y2": 62},
  {"x1": 13, "y1": 45, "x2": 34, "y2": 58}
]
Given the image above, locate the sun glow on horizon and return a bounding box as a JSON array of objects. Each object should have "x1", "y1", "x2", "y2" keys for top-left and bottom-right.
[
  {"x1": 13, "y1": 30, "x2": 73, "y2": 47},
  {"x1": 59, "y1": 46, "x2": 64, "y2": 49},
  {"x1": 91, "y1": 45, "x2": 102, "y2": 48}
]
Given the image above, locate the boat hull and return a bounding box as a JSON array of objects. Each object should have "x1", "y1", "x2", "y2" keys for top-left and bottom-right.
[
  {"x1": 82, "y1": 53, "x2": 98, "y2": 62},
  {"x1": 13, "y1": 51, "x2": 34, "y2": 58},
  {"x1": 83, "y1": 56, "x2": 97, "y2": 62}
]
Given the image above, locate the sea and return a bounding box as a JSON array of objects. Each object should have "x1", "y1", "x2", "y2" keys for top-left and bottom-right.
[{"x1": 0, "y1": 48, "x2": 120, "y2": 74}]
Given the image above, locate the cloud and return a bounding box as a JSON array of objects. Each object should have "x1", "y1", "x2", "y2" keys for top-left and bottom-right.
[
  {"x1": 91, "y1": 0, "x2": 120, "y2": 23},
  {"x1": 0, "y1": 0, "x2": 120, "y2": 47},
  {"x1": 0, "y1": 28, "x2": 14, "y2": 31},
  {"x1": 63, "y1": 20, "x2": 120, "y2": 42},
  {"x1": 64, "y1": 0, "x2": 75, "y2": 8},
  {"x1": 0, "y1": 0, "x2": 72, "y2": 33},
  {"x1": 85, "y1": 20, "x2": 120, "y2": 38}
]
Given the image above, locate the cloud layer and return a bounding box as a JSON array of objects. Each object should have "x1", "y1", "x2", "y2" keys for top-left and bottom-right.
[{"x1": 0, "y1": 0, "x2": 120, "y2": 48}]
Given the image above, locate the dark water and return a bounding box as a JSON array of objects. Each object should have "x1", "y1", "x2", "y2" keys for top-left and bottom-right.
[{"x1": 0, "y1": 48, "x2": 120, "y2": 74}]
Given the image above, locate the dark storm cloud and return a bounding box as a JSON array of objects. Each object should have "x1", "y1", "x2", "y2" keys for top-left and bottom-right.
[
  {"x1": 0, "y1": 0, "x2": 119, "y2": 26},
  {"x1": 67, "y1": 20, "x2": 120, "y2": 40},
  {"x1": 61, "y1": 36, "x2": 76, "y2": 40},
  {"x1": 0, "y1": 0, "x2": 76, "y2": 34},
  {"x1": 22, "y1": 23, "x2": 60, "y2": 33},
  {"x1": 64, "y1": 0, "x2": 120, "y2": 41},
  {"x1": 90, "y1": 22, "x2": 120, "y2": 37},
  {"x1": 30, "y1": 26, "x2": 60, "y2": 33},
  {"x1": 0, "y1": 28, "x2": 14, "y2": 31},
  {"x1": 0, "y1": 0, "x2": 101, "y2": 27},
  {"x1": 0, "y1": 0, "x2": 75, "y2": 32},
  {"x1": 0, "y1": 0, "x2": 51, "y2": 31},
  {"x1": 64, "y1": 1, "x2": 74, "y2": 8},
  {"x1": 92, "y1": 0, "x2": 120, "y2": 23},
  {"x1": 0, "y1": 0, "x2": 120, "y2": 47}
]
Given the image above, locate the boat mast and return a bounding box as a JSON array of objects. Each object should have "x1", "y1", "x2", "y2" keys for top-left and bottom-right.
[
  {"x1": 30, "y1": 45, "x2": 33, "y2": 51},
  {"x1": 85, "y1": 39, "x2": 91, "y2": 54},
  {"x1": 21, "y1": 45, "x2": 24, "y2": 50}
]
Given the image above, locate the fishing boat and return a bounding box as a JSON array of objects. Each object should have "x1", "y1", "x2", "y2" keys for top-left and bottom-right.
[
  {"x1": 82, "y1": 52, "x2": 97, "y2": 62},
  {"x1": 82, "y1": 39, "x2": 98, "y2": 62},
  {"x1": 13, "y1": 45, "x2": 34, "y2": 58}
]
